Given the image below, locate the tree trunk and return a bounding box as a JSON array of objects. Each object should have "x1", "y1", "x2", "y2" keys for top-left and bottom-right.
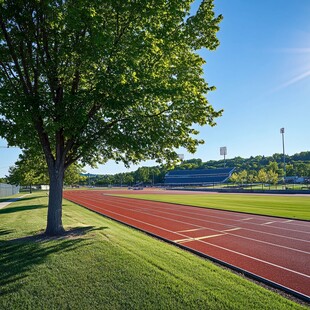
[{"x1": 45, "y1": 165, "x2": 65, "y2": 236}]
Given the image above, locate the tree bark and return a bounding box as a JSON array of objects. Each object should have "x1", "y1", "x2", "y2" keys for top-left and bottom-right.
[{"x1": 45, "y1": 164, "x2": 65, "y2": 236}]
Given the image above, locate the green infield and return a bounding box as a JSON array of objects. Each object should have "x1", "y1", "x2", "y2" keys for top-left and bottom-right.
[
  {"x1": 0, "y1": 193, "x2": 306, "y2": 309},
  {"x1": 112, "y1": 193, "x2": 310, "y2": 220}
]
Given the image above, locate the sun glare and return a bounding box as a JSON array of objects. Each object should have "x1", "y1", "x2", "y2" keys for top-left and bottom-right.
[{"x1": 271, "y1": 46, "x2": 310, "y2": 92}]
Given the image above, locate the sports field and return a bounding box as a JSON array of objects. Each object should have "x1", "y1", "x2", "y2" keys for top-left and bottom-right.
[
  {"x1": 64, "y1": 189, "x2": 310, "y2": 301},
  {"x1": 0, "y1": 191, "x2": 308, "y2": 308},
  {"x1": 110, "y1": 189, "x2": 310, "y2": 220}
]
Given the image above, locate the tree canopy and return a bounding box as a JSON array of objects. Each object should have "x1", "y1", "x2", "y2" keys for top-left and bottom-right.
[
  {"x1": 7, "y1": 150, "x2": 85, "y2": 189},
  {"x1": 0, "y1": 0, "x2": 223, "y2": 235}
]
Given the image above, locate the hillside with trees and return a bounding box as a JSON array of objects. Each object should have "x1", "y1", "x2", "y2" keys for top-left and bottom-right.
[{"x1": 81, "y1": 151, "x2": 310, "y2": 186}]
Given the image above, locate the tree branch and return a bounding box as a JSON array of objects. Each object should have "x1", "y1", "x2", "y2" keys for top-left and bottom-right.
[
  {"x1": 37, "y1": 6, "x2": 56, "y2": 98},
  {"x1": 0, "y1": 62, "x2": 21, "y2": 95},
  {"x1": 0, "y1": 15, "x2": 30, "y2": 95},
  {"x1": 33, "y1": 116, "x2": 54, "y2": 168},
  {"x1": 19, "y1": 41, "x2": 33, "y2": 93}
]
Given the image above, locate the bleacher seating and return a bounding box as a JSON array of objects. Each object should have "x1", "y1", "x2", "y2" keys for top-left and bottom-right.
[{"x1": 164, "y1": 168, "x2": 235, "y2": 186}]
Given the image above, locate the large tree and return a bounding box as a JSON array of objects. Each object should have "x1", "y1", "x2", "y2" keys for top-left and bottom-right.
[{"x1": 0, "y1": 0, "x2": 222, "y2": 235}]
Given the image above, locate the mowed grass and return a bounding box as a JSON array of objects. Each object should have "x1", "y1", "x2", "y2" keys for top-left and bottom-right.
[
  {"x1": 0, "y1": 193, "x2": 307, "y2": 309},
  {"x1": 114, "y1": 193, "x2": 310, "y2": 220}
]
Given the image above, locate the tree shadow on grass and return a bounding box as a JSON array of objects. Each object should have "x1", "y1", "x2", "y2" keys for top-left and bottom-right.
[
  {"x1": 0, "y1": 194, "x2": 46, "y2": 204},
  {"x1": 0, "y1": 226, "x2": 107, "y2": 296},
  {"x1": 14, "y1": 195, "x2": 44, "y2": 202},
  {"x1": 18, "y1": 194, "x2": 48, "y2": 201},
  {"x1": 0, "y1": 197, "x2": 21, "y2": 203},
  {"x1": 0, "y1": 204, "x2": 46, "y2": 215},
  {"x1": 0, "y1": 229, "x2": 14, "y2": 236}
]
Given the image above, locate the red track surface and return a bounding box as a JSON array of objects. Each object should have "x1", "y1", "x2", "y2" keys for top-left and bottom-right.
[{"x1": 64, "y1": 190, "x2": 310, "y2": 300}]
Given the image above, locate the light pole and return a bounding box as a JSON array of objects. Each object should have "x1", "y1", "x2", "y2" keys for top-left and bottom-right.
[
  {"x1": 177, "y1": 154, "x2": 184, "y2": 161},
  {"x1": 280, "y1": 128, "x2": 286, "y2": 184},
  {"x1": 220, "y1": 147, "x2": 227, "y2": 168}
]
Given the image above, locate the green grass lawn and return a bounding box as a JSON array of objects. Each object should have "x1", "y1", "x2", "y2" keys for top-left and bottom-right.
[
  {"x1": 0, "y1": 193, "x2": 307, "y2": 309},
  {"x1": 113, "y1": 193, "x2": 310, "y2": 220},
  {"x1": 202, "y1": 184, "x2": 310, "y2": 191}
]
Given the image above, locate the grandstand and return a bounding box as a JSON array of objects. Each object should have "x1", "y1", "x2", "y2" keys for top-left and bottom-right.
[{"x1": 164, "y1": 167, "x2": 235, "y2": 186}]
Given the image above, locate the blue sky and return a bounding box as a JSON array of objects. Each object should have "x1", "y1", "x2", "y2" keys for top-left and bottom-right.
[{"x1": 1, "y1": 0, "x2": 310, "y2": 177}]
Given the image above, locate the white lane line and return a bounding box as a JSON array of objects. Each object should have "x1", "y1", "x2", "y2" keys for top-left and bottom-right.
[
  {"x1": 222, "y1": 227, "x2": 241, "y2": 232},
  {"x1": 177, "y1": 227, "x2": 205, "y2": 233},
  {"x1": 282, "y1": 220, "x2": 293, "y2": 223},
  {"x1": 174, "y1": 238, "x2": 193, "y2": 243},
  {"x1": 262, "y1": 221, "x2": 275, "y2": 225},
  {"x1": 240, "y1": 217, "x2": 254, "y2": 221},
  {"x1": 195, "y1": 234, "x2": 226, "y2": 240}
]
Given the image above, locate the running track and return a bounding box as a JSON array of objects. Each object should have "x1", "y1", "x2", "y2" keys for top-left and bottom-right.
[{"x1": 63, "y1": 190, "x2": 310, "y2": 301}]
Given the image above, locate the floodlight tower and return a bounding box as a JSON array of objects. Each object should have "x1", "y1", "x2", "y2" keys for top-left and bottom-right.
[
  {"x1": 220, "y1": 147, "x2": 227, "y2": 168},
  {"x1": 177, "y1": 154, "x2": 184, "y2": 167},
  {"x1": 177, "y1": 154, "x2": 184, "y2": 161},
  {"x1": 280, "y1": 128, "x2": 286, "y2": 183}
]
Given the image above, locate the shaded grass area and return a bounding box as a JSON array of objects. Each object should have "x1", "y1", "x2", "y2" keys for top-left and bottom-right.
[
  {"x1": 114, "y1": 193, "x2": 310, "y2": 220},
  {"x1": 0, "y1": 193, "x2": 26, "y2": 203},
  {"x1": 0, "y1": 193, "x2": 306, "y2": 309}
]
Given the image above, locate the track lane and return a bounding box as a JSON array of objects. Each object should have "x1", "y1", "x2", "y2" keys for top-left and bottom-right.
[
  {"x1": 67, "y1": 192, "x2": 309, "y2": 271},
  {"x1": 63, "y1": 190, "x2": 310, "y2": 300},
  {"x1": 79, "y1": 192, "x2": 310, "y2": 247}
]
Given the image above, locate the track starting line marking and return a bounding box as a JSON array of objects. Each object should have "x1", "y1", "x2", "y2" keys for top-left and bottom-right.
[
  {"x1": 175, "y1": 227, "x2": 242, "y2": 244},
  {"x1": 174, "y1": 233, "x2": 225, "y2": 244}
]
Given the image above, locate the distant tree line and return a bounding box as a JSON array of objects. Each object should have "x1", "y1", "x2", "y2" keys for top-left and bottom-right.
[
  {"x1": 81, "y1": 166, "x2": 166, "y2": 187},
  {"x1": 4, "y1": 150, "x2": 86, "y2": 191},
  {"x1": 3, "y1": 150, "x2": 309, "y2": 187},
  {"x1": 81, "y1": 151, "x2": 310, "y2": 186}
]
